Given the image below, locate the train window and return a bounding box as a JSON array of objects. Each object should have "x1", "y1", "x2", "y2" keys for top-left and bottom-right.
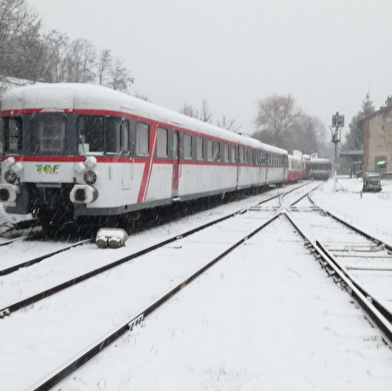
[
  {"x1": 230, "y1": 145, "x2": 236, "y2": 163},
  {"x1": 30, "y1": 115, "x2": 66, "y2": 154},
  {"x1": 207, "y1": 139, "x2": 213, "y2": 160},
  {"x1": 77, "y1": 116, "x2": 104, "y2": 153},
  {"x1": 157, "y1": 127, "x2": 168, "y2": 158},
  {"x1": 223, "y1": 144, "x2": 229, "y2": 162},
  {"x1": 120, "y1": 120, "x2": 130, "y2": 153},
  {"x1": 260, "y1": 151, "x2": 264, "y2": 165},
  {"x1": 106, "y1": 117, "x2": 122, "y2": 153},
  {"x1": 183, "y1": 133, "x2": 192, "y2": 159},
  {"x1": 3, "y1": 116, "x2": 23, "y2": 153},
  {"x1": 213, "y1": 142, "x2": 220, "y2": 161},
  {"x1": 173, "y1": 130, "x2": 178, "y2": 158},
  {"x1": 136, "y1": 122, "x2": 149, "y2": 156},
  {"x1": 196, "y1": 137, "x2": 203, "y2": 160},
  {"x1": 256, "y1": 151, "x2": 261, "y2": 165},
  {"x1": 239, "y1": 147, "x2": 244, "y2": 163}
]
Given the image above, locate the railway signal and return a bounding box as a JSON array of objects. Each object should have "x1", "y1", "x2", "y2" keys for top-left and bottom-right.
[{"x1": 330, "y1": 112, "x2": 344, "y2": 189}]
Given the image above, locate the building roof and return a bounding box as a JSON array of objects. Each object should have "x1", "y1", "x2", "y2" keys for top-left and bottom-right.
[{"x1": 339, "y1": 150, "x2": 363, "y2": 157}]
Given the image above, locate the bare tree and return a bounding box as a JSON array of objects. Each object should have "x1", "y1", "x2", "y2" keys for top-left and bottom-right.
[
  {"x1": 134, "y1": 92, "x2": 150, "y2": 101},
  {"x1": 0, "y1": 0, "x2": 42, "y2": 87},
  {"x1": 179, "y1": 102, "x2": 200, "y2": 119},
  {"x1": 39, "y1": 30, "x2": 70, "y2": 82},
  {"x1": 200, "y1": 99, "x2": 213, "y2": 123},
  {"x1": 97, "y1": 49, "x2": 112, "y2": 86},
  {"x1": 216, "y1": 115, "x2": 241, "y2": 132},
  {"x1": 179, "y1": 99, "x2": 213, "y2": 123},
  {"x1": 0, "y1": 3, "x2": 135, "y2": 95},
  {"x1": 63, "y1": 38, "x2": 96, "y2": 83},
  {"x1": 109, "y1": 57, "x2": 134, "y2": 92},
  {"x1": 254, "y1": 94, "x2": 303, "y2": 149}
]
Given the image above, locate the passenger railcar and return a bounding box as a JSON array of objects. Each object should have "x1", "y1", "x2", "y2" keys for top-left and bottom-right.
[
  {"x1": 0, "y1": 83, "x2": 288, "y2": 227},
  {"x1": 286, "y1": 151, "x2": 306, "y2": 182},
  {"x1": 306, "y1": 157, "x2": 332, "y2": 179}
]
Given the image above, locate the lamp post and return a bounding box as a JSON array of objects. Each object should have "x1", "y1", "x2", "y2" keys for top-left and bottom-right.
[{"x1": 330, "y1": 112, "x2": 344, "y2": 189}]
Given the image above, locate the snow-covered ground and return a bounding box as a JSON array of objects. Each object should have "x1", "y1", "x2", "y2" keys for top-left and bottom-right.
[
  {"x1": 0, "y1": 178, "x2": 392, "y2": 391},
  {"x1": 312, "y1": 176, "x2": 392, "y2": 245}
]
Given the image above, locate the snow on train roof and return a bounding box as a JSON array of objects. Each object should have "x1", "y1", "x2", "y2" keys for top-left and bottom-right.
[
  {"x1": 1, "y1": 83, "x2": 287, "y2": 155},
  {"x1": 308, "y1": 157, "x2": 332, "y2": 163}
]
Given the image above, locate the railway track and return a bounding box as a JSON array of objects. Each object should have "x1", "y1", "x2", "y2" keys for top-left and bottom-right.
[
  {"x1": 0, "y1": 182, "x2": 320, "y2": 391},
  {"x1": 3, "y1": 181, "x2": 391, "y2": 390},
  {"x1": 286, "y1": 193, "x2": 392, "y2": 345},
  {"x1": 0, "y1": 182, "x2": 319, "y2": 317},
  {"x1": 0, "y1": 239, "x2": 90, "y2": 278}
]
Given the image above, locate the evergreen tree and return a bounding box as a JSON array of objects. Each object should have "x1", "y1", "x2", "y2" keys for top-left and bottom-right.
[{"x1": 342, "y1": 94, "x2": 375, "y2": 151}]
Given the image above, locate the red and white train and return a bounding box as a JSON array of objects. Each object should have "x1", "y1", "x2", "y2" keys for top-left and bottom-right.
[
  {"x1": 305, "y1": 156, "x2": 333, "y2": 179},
  {"x1": 286, "y1": 150, "x2": 307, "y2": 182},
  {"x1": 0, "y1": 83, "x2": 289, "y2": 227}
]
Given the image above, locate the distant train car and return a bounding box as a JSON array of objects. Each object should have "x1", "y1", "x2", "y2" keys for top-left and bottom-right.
[
  {"x1": 0, "y1": 83, "x2": 288, "y2": 228},
  {"x1": 286, "y1": 150, "x2": 306, "y2": 182},
  {"x1": 306, "y1": 157, "x2": 332, "y2": 179}
]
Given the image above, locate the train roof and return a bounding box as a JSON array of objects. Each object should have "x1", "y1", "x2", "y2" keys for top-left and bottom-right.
[
  {"x1": 308, "y1": 157, "x2": 332, "y2": 163},
  {"x1": 1, "y1": 83, "x2": 287, "y2": 155}
]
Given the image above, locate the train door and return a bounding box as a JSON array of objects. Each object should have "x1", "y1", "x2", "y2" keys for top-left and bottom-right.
[{"x1": 172, "y1": 129, "x2": 180, "y2": 199}]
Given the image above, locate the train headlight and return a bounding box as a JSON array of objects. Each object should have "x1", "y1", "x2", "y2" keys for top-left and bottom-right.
[
  {"x1": 70, "y1": 184, "x2": 98, "y2": 204},
  {"x1": 4, "y1": 170, "x2": 17, "y2": 184},
  {"x1": 0, "y1": 184, "x2": 19, "y2": 202},
  {"x1": 84, "y1": 170, "x2": 97, "y2": 185}
]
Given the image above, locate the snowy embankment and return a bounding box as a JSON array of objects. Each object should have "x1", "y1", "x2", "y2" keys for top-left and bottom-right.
[
  {"x1": 1, "y1": 179, "x2": 392, "y2": 391},
  {"x1": 312, "y1": 176, "x2": 392, "y2": 245},
  {"x1": 49, "y1": 178, "x2": 391, "y2": 391}
]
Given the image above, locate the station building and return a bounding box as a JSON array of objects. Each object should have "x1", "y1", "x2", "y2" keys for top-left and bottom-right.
[{"x1": 363, "y1": 97, "x2": 392, "y2": 176}]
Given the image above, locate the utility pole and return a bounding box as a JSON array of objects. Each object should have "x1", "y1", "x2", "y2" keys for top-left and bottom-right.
[{"x1": 330, "y1": 112, "x2": 344, "y2": 189}]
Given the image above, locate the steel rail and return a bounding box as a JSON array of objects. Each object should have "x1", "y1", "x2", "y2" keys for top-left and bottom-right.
[
  {"x1": 279, "y1": 180, "x2": 311, "y2": 207},
  {"x1": 307, "y1": 190, "x2": 392, "y2": 252},
  {"x1": 285, "y1": 212, "x2": 392, "y2": 348},
  {"x1": 0, "y1": 236, "x2": 28, "y2": 247},
  {"x1": 0, "y1": 239, "x2": 91, "y2": 277},
  {"x1": 0, "y1": 188, "x2": 293, "y2": 317},
  {"x1": 25, "y1": 213, "x2": 281, "y2": 391},
  {"x1": 289, "y1": 181, "x2": 324, "y2": 206}
]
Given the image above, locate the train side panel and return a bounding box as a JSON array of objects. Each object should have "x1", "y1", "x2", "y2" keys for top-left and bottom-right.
[{"x1": 0, "y1": 83, "x2": 289, "y2": 225}]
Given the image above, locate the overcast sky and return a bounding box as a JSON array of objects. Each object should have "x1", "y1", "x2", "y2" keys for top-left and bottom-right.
[{"x1": 29, "y1": 0, "x2": 392, "y2": 140}]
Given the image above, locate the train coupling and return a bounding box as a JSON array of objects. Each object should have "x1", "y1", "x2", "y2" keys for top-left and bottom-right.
[{"x1": 95, "y1": 228, "x2": 128, "y2": 249}]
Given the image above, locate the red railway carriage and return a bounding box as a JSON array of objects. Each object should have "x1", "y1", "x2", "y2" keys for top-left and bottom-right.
[
  {"x1": 285, "y1": 151, "x2": 306, "y2": 183},
  {"x1": 0, "y1": 83, "x2": 288, "y2": 226}
]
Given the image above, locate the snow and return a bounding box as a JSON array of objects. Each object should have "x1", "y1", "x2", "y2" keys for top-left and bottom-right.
[
  {"x1": 0, "y1": 178, "x2": 392, "y2": 390},
  {"x1": 312, "y1": 177, "x2": 392, "y2": 245}
]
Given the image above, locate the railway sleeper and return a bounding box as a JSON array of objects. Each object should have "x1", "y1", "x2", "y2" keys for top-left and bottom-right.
[
  {"x1": 333, "y1": 276, "x2": 342, "y2": 284},
  {"x1": 304, "y1": 241, "x2": 312, "y2": 249},
  {"x1": 326, "y1": 266, "x2": 336, "y2": 277},
  {"x1": 319, "y1": 259, "x2": 328, "y2": 268},
  {"x1": 0, "y1": 309, "x2": 10, "y2": 318}
]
